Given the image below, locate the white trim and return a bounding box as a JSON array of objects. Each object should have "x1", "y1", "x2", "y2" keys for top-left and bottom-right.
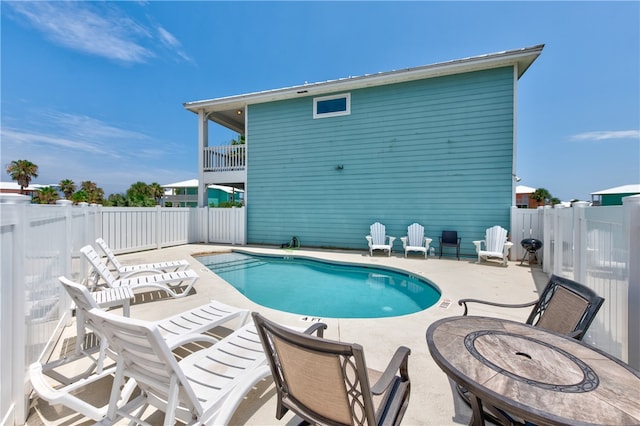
[
  {"x1": 512, "y1": 64, "x2": 518, "y2": 208},
  {"x1": 313, "y1": 93, "x2": 351, "y2": 119}
]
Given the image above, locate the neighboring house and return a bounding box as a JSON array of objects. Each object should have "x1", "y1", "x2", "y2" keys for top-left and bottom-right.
[
  {"x1": 0, "y1": 182, "x2": 48, "y2": 198},
  {"x1": 516, "y1": 185, "x2": 537, "y2": 208},
  {"x1": 591, "y1": 184, "x2": 640, "y2": 206},
  {"x1": 162, "y1": 179, "x2": 243, "y2": 207},
  {"x1": 184, "y1": 45, "x2": 544, "y2": 253}
]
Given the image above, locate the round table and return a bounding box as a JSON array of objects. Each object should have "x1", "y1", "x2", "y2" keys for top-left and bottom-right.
[{"x1": 426, "y1": 316, "x2": 640, "y2": 426}]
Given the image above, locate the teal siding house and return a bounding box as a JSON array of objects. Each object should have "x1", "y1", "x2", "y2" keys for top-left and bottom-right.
[
  {"x1": 591, "y1": 184, "x2": 640, "y2": 206},
  {"x1": 184, "y1": 45, "x2": 543, "y2": 255}
]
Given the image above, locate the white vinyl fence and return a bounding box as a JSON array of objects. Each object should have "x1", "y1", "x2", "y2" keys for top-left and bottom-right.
[
  {"x1": 0, "y1": 198, "x2": 245, "y2": 425},
  {"x1": 512, "y1": 196, "x2": 640, "y2": 371}
]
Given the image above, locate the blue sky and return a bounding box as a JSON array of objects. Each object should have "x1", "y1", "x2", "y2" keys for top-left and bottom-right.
[{"x1": 1, "y1": 1, "x2": 638, "y2": 201}]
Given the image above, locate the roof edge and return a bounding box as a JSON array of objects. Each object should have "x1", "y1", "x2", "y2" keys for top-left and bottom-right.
[{"x1": 184, "y1": 44, "x2": 544, "y2": 113}]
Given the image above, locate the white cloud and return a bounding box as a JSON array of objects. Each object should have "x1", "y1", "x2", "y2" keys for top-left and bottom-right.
[
  {"x1": 570, "y1": 130, "x2": 640, "y2": 141},
  {"x1": 6, "y1": 2, "x2": 190, "y2": 64}
]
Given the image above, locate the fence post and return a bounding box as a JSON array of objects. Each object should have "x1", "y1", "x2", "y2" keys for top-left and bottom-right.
[
  {"x1": 572, "y1": 201, "x2": 589, "y2": 284},
  {"x1": 0, "y1": 196, "x2": 29, "y2": 424},
  {"x1": 156, "y1": 206, "x2": 162, "y2": 249},
  {"x1": 542, "y1": 206, "x2": 553, "y2": 275},
  {"x1": 623, "y1": 195, "x2": 640, "y2": 370},
  {"x1": 231, "y1": 206, "x2": 237, "y2": 245}
]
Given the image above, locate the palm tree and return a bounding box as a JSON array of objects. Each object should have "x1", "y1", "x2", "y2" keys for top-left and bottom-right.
[
  {"x1": 59, "y1": 179, "x2": 76, "y2": 200},
  {"x1": 34, "y1": 186, "x2": 60, "y2": 204},
  {"x1": 6, "y1": 159, "x2": 38, "y2": 194},
  {"x1": 79, "y1": 181, "x2": 104, "y2": 204},
  {"x1": 149, "y1": 182, "x2": 164, "y2": 205},
  {"x1": 531, "y1": 188, "x2": 552, "y2": 206}
]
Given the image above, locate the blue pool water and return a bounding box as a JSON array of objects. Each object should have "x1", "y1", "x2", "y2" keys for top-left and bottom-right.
[{"x1": 196, "y1": 252, "x2": 441, "y2": 318}]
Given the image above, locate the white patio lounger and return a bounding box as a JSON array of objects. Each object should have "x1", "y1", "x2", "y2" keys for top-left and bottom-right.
[
  {"x1": 29, "y1": 276, "x2": 250, "y2": 422},
  {"x1": 96, "y1": 238, "x2": 190, "y2": 278},
  {"x1": 81, "y1": 245, "x2": 198, "y2": 298},
  {"x1": 85, "y1": 308, "x2": 326, "y2": 425}
]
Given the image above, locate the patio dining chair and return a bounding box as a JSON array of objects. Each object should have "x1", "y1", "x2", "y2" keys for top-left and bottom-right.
[
  {"x1": 456, "y1": 274, "x2": 605, "y2": 424},
  {"x1": 96, "y1": 238, "x2": 190, "y2": 279},
  {"x1": 81, "y1": 244, "x2": 198, "y2": 298},
  {"x1": 252, "y1": 312, "x2": 411, "y2": 426},
  {"x1": 458, "y1": 274, "x2": 604, "y2": 340},
  {"x1": 439, "y1": 230, "x2": 461, "y2": 260}
]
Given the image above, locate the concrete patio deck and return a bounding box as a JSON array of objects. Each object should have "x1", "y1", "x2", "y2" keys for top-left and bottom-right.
[{"x1": 27, "y1": 244, "x2": 548, "y2": 426}]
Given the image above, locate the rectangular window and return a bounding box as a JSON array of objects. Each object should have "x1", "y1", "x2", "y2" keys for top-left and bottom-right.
[{"x1": 313, "y1": 93, "x2": 351, "y2": 119}]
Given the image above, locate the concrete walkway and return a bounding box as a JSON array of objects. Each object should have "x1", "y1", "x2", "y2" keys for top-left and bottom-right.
[{"x1": 27, "y1": 244, "x2": 548, "y2": 425}]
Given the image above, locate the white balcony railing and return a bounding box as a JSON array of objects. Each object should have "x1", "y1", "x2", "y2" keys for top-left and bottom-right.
[{"x1": 203, "y1": 145, "x2": 245, "y2": 172}]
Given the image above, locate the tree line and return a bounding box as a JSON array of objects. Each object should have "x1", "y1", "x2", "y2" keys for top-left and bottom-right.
[{"x1": 5, "y1": 159, "x2": 164, "y2": 206}]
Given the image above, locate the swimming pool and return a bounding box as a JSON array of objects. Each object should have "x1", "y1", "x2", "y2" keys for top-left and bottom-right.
[{"x1": 196, "y1": 252, "x2": 441, "y2": 318}]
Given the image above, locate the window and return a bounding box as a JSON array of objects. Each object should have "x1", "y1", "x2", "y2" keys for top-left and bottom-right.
[{"x1": 313, "y1": 93, "x2": 351, "y2": 119}]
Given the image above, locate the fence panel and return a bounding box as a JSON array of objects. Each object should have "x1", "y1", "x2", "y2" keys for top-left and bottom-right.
[
  {"x1": 582, "y1": 206, "x2": 628, "y2": 361},
  {"x1": 208, "y1": 207, "x2": 245, "y2": 245},
  {"x1": 510, "y1": 207, "x2": 544, "y2": 261}
]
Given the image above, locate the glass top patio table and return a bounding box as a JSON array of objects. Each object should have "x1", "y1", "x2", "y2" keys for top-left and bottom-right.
[{"x1": 426, "y1": 316, "x2": 640, "y2": 426}]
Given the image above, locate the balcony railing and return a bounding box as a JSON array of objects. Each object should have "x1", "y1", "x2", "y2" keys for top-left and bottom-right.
[{"x1": 204, "y1": 145, "x2": 245, "y2": 172}]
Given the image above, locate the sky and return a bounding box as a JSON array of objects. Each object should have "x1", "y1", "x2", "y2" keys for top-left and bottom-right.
[{"x1": 1, "y1": 1, "x2": 639, "y2": 202}]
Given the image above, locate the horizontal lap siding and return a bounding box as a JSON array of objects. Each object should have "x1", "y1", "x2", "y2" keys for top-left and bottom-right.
[{"x1": 247, "y1": 67, "x2": 515, "y2": 253}]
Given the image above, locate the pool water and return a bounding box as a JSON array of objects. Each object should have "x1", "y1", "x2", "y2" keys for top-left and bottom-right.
[{"x1": 196, "y1": 252, "x2": 441, "y2": 318}]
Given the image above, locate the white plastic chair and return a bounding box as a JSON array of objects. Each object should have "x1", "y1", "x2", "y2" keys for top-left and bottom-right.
[
  {"x1": 365, "y1": 222, "x2": 396, "y2": 256},
  {"x1": 400, "y1": 223, "x2": 433, "y2": 259},
  {"x1": 473, "y1": 225, "x2": 513, "y2": 267},
  {"x1": 81, "y1": 245, "x2": 198, "y2": 297},
  {"x1": 96, "y1": 238, "x2": 190, "y2": 278}
]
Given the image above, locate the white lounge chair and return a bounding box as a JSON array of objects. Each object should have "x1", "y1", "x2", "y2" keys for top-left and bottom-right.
[
  {"x1": 81, "y1": 245, "x2": 198, "y2": 298},
  {"x1": 96, "y1": 238, "x2": 190, "y2": 278},
  {"x1": 29, "y1": 276, "x2": 251, "y2": 422},
  {"x1": 400, "y1": 223, "x2": 433, "y2": 259},
  {"x1": 365, "y1": 222, "x2": 396, "y2": 256},
  {"x1": 473, "y1": 225, "x2": 514, "y2": 267},
  {"x1": 84, "y1": 308, "x2": 326, "y2": 425}
]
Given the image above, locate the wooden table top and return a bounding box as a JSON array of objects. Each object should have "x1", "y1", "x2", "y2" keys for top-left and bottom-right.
[{"x1": 426, "y1": 316, "x2": 640, "y2": 426}]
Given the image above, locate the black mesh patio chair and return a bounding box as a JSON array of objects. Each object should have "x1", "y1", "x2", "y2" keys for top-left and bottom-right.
[
  {"x1": 458, "y1": 274, "x2": 604, "y2": 340},
  {"x1": 252, "y1": 312, "x2": 411, "y2": 426},
  {"x1": 456, "y1": 274, "x2": 605, "y2": 424},
  {"x1": 439, "y1": 230, "x2": 461, "y2": 260}
]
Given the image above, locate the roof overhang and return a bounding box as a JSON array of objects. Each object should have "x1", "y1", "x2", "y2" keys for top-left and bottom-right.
[{"x1": 184, "y1": 44, "x2": 544, "y2": 133}]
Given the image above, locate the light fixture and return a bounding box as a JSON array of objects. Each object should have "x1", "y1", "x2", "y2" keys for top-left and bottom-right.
[
  {"x1": 236, "y1": 109, "x2": 242, "y2": 115},
  {"x1": 513, "y1": 174, "x2": 521, "y2": 182}
]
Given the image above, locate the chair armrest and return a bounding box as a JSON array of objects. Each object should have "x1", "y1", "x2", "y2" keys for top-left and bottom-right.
[
  {"x1": 458, "y1": 298, "x2": 538, "y2": 316},
  {"x1": 370, "y1": 346, "x2": 411, "y2": 395},
  {"x1": 166, "y1": 333, "x2": 220, "y2": 350},
  {"x1": 473, "y1": 240, "x2": 484, "y2": 252},
  {"x1": 388, "y1": 236, "x2": 396, "y2": 245},
  {"x1": 302, "y1": 322, "x2": 327, "y2": 338},
  {"x1": 424, "y1": 238, "x2": 433, "y2": 247},
  {"x1": 365, "y1": 236, "x2": 373, "y2": 246}
]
